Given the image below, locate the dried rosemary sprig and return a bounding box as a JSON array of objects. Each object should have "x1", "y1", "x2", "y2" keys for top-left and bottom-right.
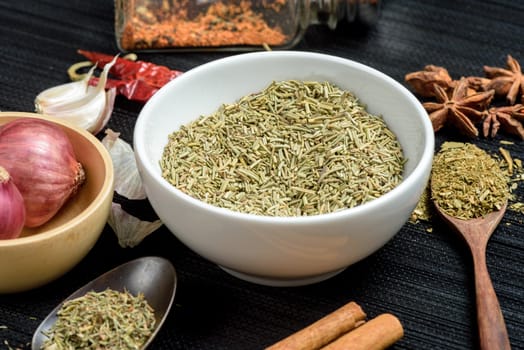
[
  {"x1": 42, "y1": 289, "x2": 155, "y2": 350},
  {"x1": 431, "y1": 142, "x2": 510, "y2": 220},
  {"x1": 161, "y1": 80, "x2": 405, "y2": 216}
]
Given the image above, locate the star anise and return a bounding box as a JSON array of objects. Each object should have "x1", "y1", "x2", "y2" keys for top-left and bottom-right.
[
  {"x1": 405, "y1": 65, "x2": 453, "y2": 97},
  {"x1": 455, "y1": 76, "x2": 491, "y2": 93},
  {"x1": 405, "y1": 65, "x2": 490, "y2": 98},
  {"x1": 484, "y1": 54, "x2": 524, "y2": 105},
  {"x1": 483, "y1": 104, "x2": 524, "y2": 139},
  {"x1": 423, "y1": 78, "x2": 495, "y2": 138}
]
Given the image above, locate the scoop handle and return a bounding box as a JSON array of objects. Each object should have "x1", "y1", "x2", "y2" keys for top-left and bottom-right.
[{"x1": 472, "y1": 248, "x2": 511, "y2": 350}]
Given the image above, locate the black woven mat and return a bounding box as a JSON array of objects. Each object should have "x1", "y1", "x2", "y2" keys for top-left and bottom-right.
[{"x1": 0, "y1": 0, "x2": 523, "y2": 349}]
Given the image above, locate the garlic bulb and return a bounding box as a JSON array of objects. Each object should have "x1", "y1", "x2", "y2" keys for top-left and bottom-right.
[
  {"x1": 35, "y1": 57, "x2": 117, "y2": 135},
  {"x1": 101, "y1": 129, "x2": 146, "y2": 200},
  {"x1": 108, "y1": 203, "x2": 162, "y2": 248}
]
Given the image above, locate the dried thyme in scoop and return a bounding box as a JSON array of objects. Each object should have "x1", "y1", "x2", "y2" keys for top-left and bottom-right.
[
  {"x1": 431, "y1": 142, "x2": 510, "y2": 220},
  {"x1": 161, "y1": 80, "x2": 405, "y2": 216},
  {"x1": 42, "y1": 289, "x2": 155, "y2": 350}
]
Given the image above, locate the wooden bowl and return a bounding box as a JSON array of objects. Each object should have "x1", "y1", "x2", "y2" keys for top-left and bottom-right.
[{"x1": 0, "y1": 112, "x2": 114, "y2": 293}]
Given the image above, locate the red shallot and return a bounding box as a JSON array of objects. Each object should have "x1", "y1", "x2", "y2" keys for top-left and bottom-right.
[
  {"x1": 0, "y1": 118, "x2": 86, "y2": 227},
  {"x1": 0, "y1": 165, "x2": 25, "y2": 239}
]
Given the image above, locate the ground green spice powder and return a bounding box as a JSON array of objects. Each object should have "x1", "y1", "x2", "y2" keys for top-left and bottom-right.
[
  {"x1": 161, "y1": 80, "x2": 405, "y2": 216},
  {"x1": 431, "y1": 142, "x2": 510, "y2": 220}
]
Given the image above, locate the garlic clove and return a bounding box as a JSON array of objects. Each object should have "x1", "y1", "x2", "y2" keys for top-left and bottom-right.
[
  {"x1": 101, "y1": 129, "x2": 147, "y2": 200},
  {"x1": 36, "y1": 66, "x2": 94, "y2": 109},
  {"x1": 38, "y1": 86, "x2": 114, "y2": 133},
  {"x1": 107, "y1": 203, "x2": 163, "y2": 248},
  {"x1": 92, "y1": 88, "x2": 116, "y2": 135},
  {"x1": 35, "y1": 56, "x2": 117, "y2": 134}
]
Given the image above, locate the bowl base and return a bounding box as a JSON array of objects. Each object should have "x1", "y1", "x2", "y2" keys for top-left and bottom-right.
[{"x1": 218, "y1": 266, "x2": 346, "y2": 287}]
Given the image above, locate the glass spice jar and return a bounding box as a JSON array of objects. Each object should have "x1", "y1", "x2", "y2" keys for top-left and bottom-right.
[{"x1": 114, "y1": 0, "x2": 381, "y2": 52}]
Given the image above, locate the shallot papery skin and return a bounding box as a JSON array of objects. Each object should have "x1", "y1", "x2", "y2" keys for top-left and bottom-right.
[
  {"x1": 0, "y1": 166, "x2": 26, "y2": 239},
  {"x1": 0, "y1": 118, "x2": 85, "y2": 227}
]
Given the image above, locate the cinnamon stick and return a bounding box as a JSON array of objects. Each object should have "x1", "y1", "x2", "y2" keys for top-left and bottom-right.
[
  {"x1": 320, "y1": 313, "x2": 404, "y2": 350},
  {"x1": 265, "y1": 301, "x2": 366, "y2": 350}
]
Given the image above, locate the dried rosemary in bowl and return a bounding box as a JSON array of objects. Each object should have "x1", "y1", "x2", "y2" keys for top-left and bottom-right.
[
  {"x1": 161, "y1": 80, "x2": 405, "y2": 217},
  {"x1": 431, "y1": 142, "x2": 510, "y2": 220},
  {"x1": 41, "y1": 289, "x2": 155, "y2": 350}
]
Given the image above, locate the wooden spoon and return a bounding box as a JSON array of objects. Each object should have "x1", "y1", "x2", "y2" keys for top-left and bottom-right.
[{"x1": 434, "y1": 202, "x2": 511, "y2": 350}]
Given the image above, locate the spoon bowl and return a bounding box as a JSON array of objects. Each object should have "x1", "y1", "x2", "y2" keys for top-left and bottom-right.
[
  {"x1": 434, "y1": 202, "x2": 511, "y2": 350},
  {"x1": 32, "y1": 256, "x2": 177, "y2": 350}
]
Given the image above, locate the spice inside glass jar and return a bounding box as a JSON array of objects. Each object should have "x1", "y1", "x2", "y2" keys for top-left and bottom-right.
[{"x1": 114, "y1": 0, "x2": 381, "y2": 51}]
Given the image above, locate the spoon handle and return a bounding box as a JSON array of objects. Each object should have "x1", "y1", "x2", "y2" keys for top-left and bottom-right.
[{"x1": 472, "y1": 250, "x2": 511, "y2": 350}]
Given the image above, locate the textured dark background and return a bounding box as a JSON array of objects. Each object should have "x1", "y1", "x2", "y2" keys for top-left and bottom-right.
[{"x1": 0, "y1": 0, "x2": 523, "y2": 349}]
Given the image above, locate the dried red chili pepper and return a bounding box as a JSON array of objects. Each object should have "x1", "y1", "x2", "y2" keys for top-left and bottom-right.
[
  {"x1": 77, "y1": 49, "x2": 183, "y2": 102},
  {"x1": 87, "y1": 76, "x2": 161, "y2": 103}
]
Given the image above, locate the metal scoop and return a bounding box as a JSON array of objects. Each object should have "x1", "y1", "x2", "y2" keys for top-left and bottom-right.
[{"x1": 31, "y1": 256, "x2": 177, "y2": 350}]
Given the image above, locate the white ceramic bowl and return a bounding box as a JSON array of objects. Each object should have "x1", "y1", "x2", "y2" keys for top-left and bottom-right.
[{"x1": 134, "y1": 51, "x2": 434, "y2": 286}]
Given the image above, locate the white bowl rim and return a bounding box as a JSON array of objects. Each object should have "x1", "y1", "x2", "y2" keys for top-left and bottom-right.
[
  {"x1": 135, "y1": 51, "x2": 435, "y2": 225},
  {"x1": 0, "y1": 112, "x2": 114, "y2": 247}
]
